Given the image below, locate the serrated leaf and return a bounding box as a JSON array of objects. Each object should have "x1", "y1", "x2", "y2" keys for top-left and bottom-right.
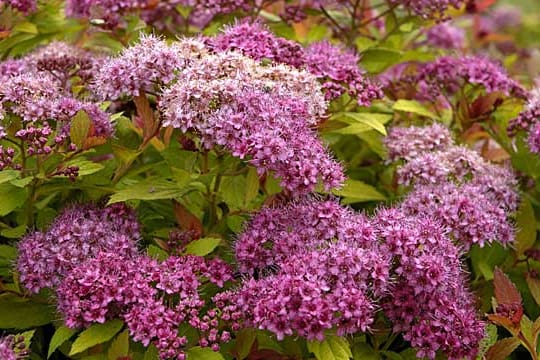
[
  {"x1": 107, "y1": 329, "x2": 129, "y2": 360},
  {"x1": 515, "y1": 198, "x2": 536, "y2": 256},
  {"x1": 526, "y1": 273, "x2": 540, "y2": 307},
  {"x1": 69, "y1": 319, "x2": 123, "y2": 356},
  {"x1": 340, "y1": 112, "x2": 388, "y2": 135},
  {"x1": 185, "y1": 237, "x2": 221, "y2": 256},
  {"x1": 493, "y1": 268, "x2": 522, "y2": 305},
  {"x1": 393, "y1": 99, "x2": 439, "y2": 119},
  {"x1": 70, "y1": 110, "x2": 91, "y2": 149},
  {"x1": 332, "y1": 179, "x2": 386, "y2": 203},
  {"x1": 48, "y1": 326, "x2": 77, "y2": 358},
  {"x1": 0, "y1": 170, "x2": 20, "y2": 184},
  {"x1": 108, "y1": 179, "x2": 188, "y2": 204},
  {"x1": 0, "y1": 184, "x2": 27, "y2": 216},
  {"x1": 485, "y1": 337, "x2": 520, "y2": 360},
  {"x1": 0, "y1": 298, "x2": 53, "y2": 329},
  {"x1": 185, "y1": 346, "x2": 225, "y2": 360},
  {"x1": 307, "y1": 336, "x2": 352, "y2": 360}
]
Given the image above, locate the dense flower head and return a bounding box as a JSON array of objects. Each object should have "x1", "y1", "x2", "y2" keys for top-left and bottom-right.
[
  {"x1": 0, "y1": 59, "x2": 29, "y2": 80},
  {"x1": 235, "y1": 199, "x2": 379, "y2": 273},
  {"x1": 425, "y1": 22, "x2": 465, "y2": 49},
  {"x1": 209, "y1": 22, "x2": 382, "y2": 106},
  {"x1": 401, "y1": 183, "x2": 514, "y2": 248},
  {"x1": 0, "y1": 335, "x2": 29, "y2": 360},
  {"x1": 160, "y1": 51, "x2": 343, "y2": 193},
  {"x1": 57, "y1": 251, "x2": 233, "y2": 359},
  {"x1": 1, "y1": 0, "x2": 36, "y2": 13},
  {"x1": 304, "y1": 41, "x2": 383, "y2": 105},
  {"x1": 418, "y1": 55, "x2": 525, "y2": 100},
  {"x1": 94, "y1": 34, "x2": 198, "y2": 99},
  {"x1": 373, "y1": 209, "x2": 486, "y2": 360},
  {"x1": 224, "y1": 198, "x2": 389, "y2": 340},
  {"x1": 508, "y1": 88, "x2": 540, "y2": 154},
  {"x1": 389, "y1": 0, "x2": 465, "y2": 20},
  {"x1": 16, "y1": 203, "x2": 140, "y2": 293},
  {"x1": 209, "y1": 21, "x2": 306, "y2": 68},
  {"x1": 384, "y1": 123, "x2": 454, "y2": 161},
  {"x1": 396, "y1": 144, "x2": 519, "y2": 210},
  {"x1": 27, "y1": 41, "x2": 103, "y2": 86}
]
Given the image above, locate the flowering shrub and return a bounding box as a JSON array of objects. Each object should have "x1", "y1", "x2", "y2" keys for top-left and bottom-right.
[{"x1": 1, "y1": 1, "x2": 540, "y2": 360}]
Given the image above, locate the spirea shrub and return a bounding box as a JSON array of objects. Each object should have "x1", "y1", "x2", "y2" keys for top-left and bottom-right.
[{"x1": 2, "y1": 1, "x2": 539, "y2": 360}]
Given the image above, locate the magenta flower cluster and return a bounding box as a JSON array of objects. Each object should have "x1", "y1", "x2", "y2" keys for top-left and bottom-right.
[
  {"x1": 0, "y1": 335, "x2": 29, "y2": 360},
  {"x1": 0, "y1": 0, "x2": 36, "y2": 13},
  {"x1": 385, "y1": 123, "x2": 517, "y2": 249},
  {"x1": 389, "y1": 0, "x2": 464, "y2": 20},
  {"x1": 225, "y1": 198, "x2": 485, "y2": 359},
  {"x1": 94, "y1": 34, "x2": 342, "y2": 193},
  {"x1": 425, "y1": 22, "x2": 465, "y2": 49},
  {"x1": 508, "y1": 89, "x2": 540, "y2": 154},
  {"x1": 57, "y1": 252, "x2": 233, "y2": 359},
  {"x1": 209, "y1": 22, "x2": 383, "y2": 106},
  {"x1": 17, "y1": 203, "x2": 140, "y2": 293}
]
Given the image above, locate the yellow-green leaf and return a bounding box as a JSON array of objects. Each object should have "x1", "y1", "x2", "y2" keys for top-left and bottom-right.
[
  {"x1": 333, "y1": 179, "x2": 386, "y2": 204},
  {"x1": 393, "y1": 99, "x2": 439, "y2": 119},
  {"x1": 107, "y1": 329, "x2": 129, "y2": 360},
  {"x1": 185, "y1": 346, "x2": 225, "y2": 360},
  {"x1": 515, "y1": 198, "x2": 537, "y2": 256},
  {"x1": 70, "y1": 110, "x2": 91, "y2": 149},
  {"x1": 185, "y1": 237, "x2": 221, "y2": 256},
  {"x1": 48, "y1": 326, "x2": 77, "y2": 358},
  {"x1": 307, "y1": 336, "x2": 352, "y2": 360},
  {"x1": 69, "y1": 320, "x2": 123, "y2": 356}
]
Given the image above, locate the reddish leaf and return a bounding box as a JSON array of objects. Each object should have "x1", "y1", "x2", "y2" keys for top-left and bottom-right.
[
  {"x1": 493, "y1": 268, "x2": 522, "y2": 305},
  {"x1": 133, "y1": 93, "x2": 160, "y2": 146},
  {"x1": 485, "y1": 337, "x2": 520, "y2": 360},
  {"x1": 487, "y1": 314, "x2": 519, "y2": 333},
  {"x1": 172, "y1": 200, "x2": 203, "y2": 239},
  {"x1": 247, "y1": 349, "x2": 292, "y2": 360}
]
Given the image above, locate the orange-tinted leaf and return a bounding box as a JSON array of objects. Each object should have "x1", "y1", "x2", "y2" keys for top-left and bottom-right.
[
  {"x1": 487, "y1": 314, "x2": 519, "y2": 332},
  {"x1": 133, "y1": 93, "x2": 159, "y2": 145},
  {"x1": 83, "y1": 136, "x2": 107, "y2": 150},
  {"x1": 493, "y1": 268, "x2": 522, "y2": 305},
  {"x1": 485, "y1": 337, "x2": 520, "y2": 360},
  {"x1": 172, "y1": 200, "x2": 203, "y2": 239},
  {"x1": 483, "y1": 148, "x2": 510, "y2": 162}
]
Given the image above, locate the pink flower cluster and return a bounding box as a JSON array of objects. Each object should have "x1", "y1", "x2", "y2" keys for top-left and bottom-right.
[
  {"x1": 0, "y1": 335, "x2": 29, "y2": 360},
  {"x1": 0, "y1": 0, "x2": 36, "y2": 13},
  {"x1": 385, "y1": 123, "x2": 518, "y2": 249},
  {"x1": 58, "y1": 252, "x2": 232, "y2": 359},
  {"x1": 209, "y1": 22, "x2": 383, "y2": 106},
  {"x1": 17, "y1": 203, "x2": 140, "y2": 293},
  {"x1": 389, "y1": 0, "x2": 465, "y2": 20},
  {"x1": 224, "y1": 198, "x2": 485, "y2": 359},
  {"x1": 508, "y1": 88, "x2": 540, "y2": 154}
]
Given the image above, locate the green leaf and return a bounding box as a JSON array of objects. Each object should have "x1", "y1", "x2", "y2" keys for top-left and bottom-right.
[
  {"x1": 0, "y1": 170, "x2": 20, "y2": 185},
  {"x1": 307, "y1": 336, "x2": 352, "y2": 360},
  {"x1": 0, "y1": 245, "x2": 17, "y2": 265},
  {"x1": 185, "y1": 237, "x2": 221, "y2": 256},
  {"x1": 0, "y1": 225, "x2": 27, "y2": 238},
  {"x1": 244, "y1": 168, "x2": 260, "y2": 206},
  {"x1": 144, "y1": 345, "x2": 159, "y2": 360},
  {"x1": 526, "y1": 273, "x2": 540, "y2": 307},
  {"x1": 108, "y1": 179, "x2": 189, "y2": 204},
  {"x1": 0, "y1": 184, "x2": 27, "y2": 216},
  {"x1": 393, "y1": 99, "x2": 439, "y2": 119},
  {"x1": 333, "y1": 179, "x2": 386, "y2": 204},
  {"x1": 10, "y1": 177, "x2": 33, "y2": 188},
  {"x1": 220, "y1": 175, "x2": 246, "y2": 210},
  {"x1": 13, "y1": 22, "x2": 38, "y2": 34},
  {"x1": 69, "y1": 320, "x2": 124, "y2": 356},
  {"x1": 341, "y1": 113, "x2": 388, "y2": 135},
  {"x1": 108, "y1": 329, "x2": 129, "y2": 360},
  {"x1": 352, "y1": 342, "x2": 378, "y2": 360},
  {"x1": 185, "y1": 346, "x2": 225, "y2": 360},
  {"x1": 70, "y1": 110, "x2": 91, "y2": 149},
  {"x1": 515, "y1": 198, "x2": 537, "y2": 256},
  {"x1": 360, "y1": 48, "x2": 403, "y2": 73},
  {"x1": 48, "y1": 326, "x2": 77, "y2": 358},
  {"x1": 0, "y1": 298, "x2": 54, "y2": 329},
  {"x1": 66, "y1": 159, "x2": 105, "y2": 176},
  {"x1": 147, "y1": 245, "x2": 169, "y2": 261},
  {"x1": 234, "y1": 328, "x2": 257, "y2": 360}
]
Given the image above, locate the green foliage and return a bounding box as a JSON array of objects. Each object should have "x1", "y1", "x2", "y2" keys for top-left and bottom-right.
[
  {"x1": 307, "y1": 336, "x2": 352, "y2": 360},
  {"x1": 69, "y1": 320, "x2": 124, "y2": 356}
]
